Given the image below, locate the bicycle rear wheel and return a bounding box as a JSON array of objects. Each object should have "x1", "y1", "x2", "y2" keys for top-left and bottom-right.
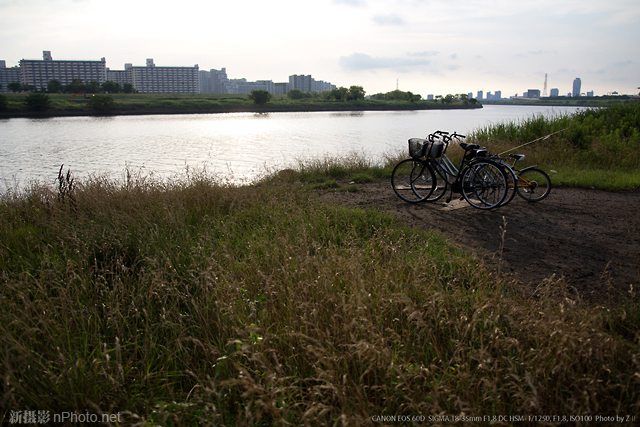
[
  {"x1": 461, "y1": 161, "x2": 509, "y2": 209},
  {"x1": 516, "y1": 168, "x2": 551, "y2": 202},
  {"x1": 391, "y1": 159, "x2": 435, "y2": 203}
]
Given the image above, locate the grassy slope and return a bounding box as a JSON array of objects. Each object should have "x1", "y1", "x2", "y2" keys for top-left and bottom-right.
[
  {"x1": 0, "y1": 93, "x2": 480, "y2": 116},
  {"x1": 1, "y1": 103, "x2": 639, "y2": 425}
]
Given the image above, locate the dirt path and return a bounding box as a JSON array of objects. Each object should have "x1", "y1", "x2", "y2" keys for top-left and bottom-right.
[{"x1": 317, "y1": 180, "x2": 640, "y2": 305}]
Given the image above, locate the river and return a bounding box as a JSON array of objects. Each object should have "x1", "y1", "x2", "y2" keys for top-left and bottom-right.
[{"x1": 0, "y1": 105, "x2": 583, "y2": 188}]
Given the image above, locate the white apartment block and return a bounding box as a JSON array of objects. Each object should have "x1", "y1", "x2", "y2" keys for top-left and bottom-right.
[
  {"x1": 128, "y1": 59, "x2": 199, "y2": 93},
  {"x1": 19, "y1": 51, "x2": 107, "y2": 91},
  {"x1": 0, "y1": 60, "x2": 21, "y2": 93},
  {"x1": 106, "y1": 63, "x2": 132, "y2": 88}
]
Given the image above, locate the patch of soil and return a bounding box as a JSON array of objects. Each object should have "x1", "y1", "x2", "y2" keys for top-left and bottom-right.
[{"x1": 317, "y1": 179, "x2": 640, "y2": 305}]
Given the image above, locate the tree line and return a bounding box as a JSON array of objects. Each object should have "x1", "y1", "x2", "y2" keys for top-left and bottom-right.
[{"x1": 5, "y1": 79, "x2": 136, "y2": 94}]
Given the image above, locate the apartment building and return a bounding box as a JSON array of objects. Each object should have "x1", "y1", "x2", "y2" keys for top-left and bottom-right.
[
  {"x1": 128, "y1": 59, "x2": 199, "y2": 93},
  {"x1": 0, "y1": 60, "x2": 21, "y2": 93},
  {"x1": 106, "y1": 63, "x2": 132, "y2": 87},
  {"x1": 19, "y1": 51, "x2": 107, "y2": 91},
  {"x1": 199, "y1": 68, "x2": 235, "y2": 94}
]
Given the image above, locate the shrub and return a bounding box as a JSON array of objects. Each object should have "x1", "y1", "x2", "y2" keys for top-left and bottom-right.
[
  {"x1": 87, "y1": 94, "x2": 116, "y2": 111},
  {"x1": 248, "y1": 90, "x2": 272, "y2": 106},
  {"x1": 24, "y1": 93, "x2": 51, "y2": 111}
]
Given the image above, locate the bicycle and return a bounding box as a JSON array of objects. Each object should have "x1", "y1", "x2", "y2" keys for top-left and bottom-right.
[
  {"x1": 391, "y1": 131, "x2": 511, "y2": 209},
  {"x1": 505, "y1": 154, "x2": 552, "y2": 202}
]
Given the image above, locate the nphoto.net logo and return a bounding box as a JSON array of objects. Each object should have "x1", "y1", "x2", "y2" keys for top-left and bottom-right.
[{"x1": 8, "y1": 410, "x2": 122, "y2": 424}]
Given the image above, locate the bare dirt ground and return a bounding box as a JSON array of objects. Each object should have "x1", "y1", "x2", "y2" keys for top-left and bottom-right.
[{"x1": 317, "y1": 180, "x2": 640, "y2": 306}]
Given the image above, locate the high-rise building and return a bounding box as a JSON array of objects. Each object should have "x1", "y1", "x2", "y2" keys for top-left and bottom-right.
[
  {"x1": 550, "y1": 88, "x2": 559, "y2": 97},
  {"x1": 0, "y1": 60, "x2": 21, "y2": 93},
  {"x1": 573, "y1": 78, "x2": 581, "y2": 97},
  {"x1": 477, "y1": 90, "x2": 483, "y2": 100},
  {"x1": 199, "y1": 68, "x2": 234, "y2": 94},
  {"x1": 289, "y1": 74, "x2": 314, "y2": 93},
  {"x1": 19, "y1": 51, "x2": 107, "y2": 91},
  {"x1": 129, "y1": 59, "x2": 199, "y2": 93},
  {"x1": 106, "y1": 63, "x2": 132, "y2": 88}
]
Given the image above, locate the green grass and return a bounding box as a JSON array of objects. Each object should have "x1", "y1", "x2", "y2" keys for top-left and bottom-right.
[
  {"x1": 1, "y1": 167, "x2": 639, "y2": 425},
  {"x1": 1, "y1": 101, "x2": 639, "y2": 425}
]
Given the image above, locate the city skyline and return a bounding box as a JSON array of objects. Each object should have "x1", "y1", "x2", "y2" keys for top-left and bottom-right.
[{"x1": 1, "y1": 0, "x2": 638, "y2": 97}]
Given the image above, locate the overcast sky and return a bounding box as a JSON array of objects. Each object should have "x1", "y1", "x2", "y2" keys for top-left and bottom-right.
[{"x1": 1, "y1": 0, "x2": 638, "y2": 97}]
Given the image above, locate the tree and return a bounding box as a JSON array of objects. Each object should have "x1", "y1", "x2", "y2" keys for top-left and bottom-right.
[
  {"x1": 287, "y1": 89, "x2": 308, "y2": 100},
  {"x1": 24, "y1": 93, "x2": 52, "y2": 111},
  {"x1": 65, "y1": 79, "x2": 86, "y2": 93},
  {"x1": 8, "y1": 82, "x2": 22, "y2": 93},
  {"x1": 123, "y1": 83, "x2": 135, "y2": 94},
  {"x1": 328, "y1": 86, "x2": 349, "y2": 101},
  {"x1": 87, "y1": 94, "x2": 115, "y2": 111},
  {"x1": 86, "y1": 80, "x2": 101, "y2": 93},
  {"x1": 47, "y1": 80, "x2": 62, "y2": 93},
  {"x1": 101, "y1": 81, "x2": 122, "y2": 93},
  {"x1": 0, "y1": 94, "x2": 8, "y2": 111},
  {"x1": 443, "y1": 94, "x2": 455, "y2": 104},
  {"x1": 347, "y1": 85, "x2": 366, "y2": 101},
  {"x1": 248, "y1": 90, "x2": 272, "y2": 106}
]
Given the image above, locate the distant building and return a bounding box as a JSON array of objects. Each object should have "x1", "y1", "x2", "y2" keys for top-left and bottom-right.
[
  {"x1": 427, "y1": 94, "x2": 434, "y2": 100},
  {"x1": 573, "y1": 78, "x2": 581, "y2": 97},
  {"x1": 0, "y1": 60, "x2": 21, "y2": 93},
  {"x1": 274, "y1": 82, "x2": 289, "y2": 95},
  {"x1": 106, "y1": 63, "x2": 132, "y2": 87},
  {"x1": 200, "y1": 68, "x2": 235, "y2": 94},
  {"x1": 527, "y1": 89, "x2": 541, "y2": 99},
  {"x1": 289, "y1": 74, "x2": 313, "y2": 93},
  {"x1": 550, "y1": 88, "x2": 559, "y2": 97},
  {"x1": 494, "y1": 90, "x2": 501, "y2": 100},
  {"x1": 587, "y1": 90, "x2": 594, "y2": 97},
  {"x1": 288, "y1": 74, "x2": 335, "y2": 93},
  {"x1": 467, "y1": 92, "x2": 472, "y2": 99},
  {"x1": 128, "y1": 59, "x2": 199, "y2": 93},
  {"x1": 229, "y1": 78, "x2": 276, "y2": 94},
  {"x1": 477, "y1": 90, "x2": 483, "y2": 100},
  {"x1": 19, "y1": 51, "x2": 107, "y2": 91}
]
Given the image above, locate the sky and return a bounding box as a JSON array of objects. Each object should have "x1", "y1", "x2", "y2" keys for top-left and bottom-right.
[{"x1": 1, "y1": 0, "x2": 639, "y2": 97}]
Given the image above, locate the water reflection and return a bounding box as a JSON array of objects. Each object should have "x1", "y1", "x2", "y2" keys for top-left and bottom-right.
[{"x1": 0, "y1": 105, "x2": 583, "y2": 187}]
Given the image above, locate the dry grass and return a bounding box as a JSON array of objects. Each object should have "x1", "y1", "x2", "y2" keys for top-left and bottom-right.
[{"x1": 1, "y1": 170, "x2": 639, "y2": 425}]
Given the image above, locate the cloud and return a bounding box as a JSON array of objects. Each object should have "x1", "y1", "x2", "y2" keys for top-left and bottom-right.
[
  {"x1": 339, "y1": 52, "x2": 431, "y2": 71},
  {"x1": 450, "y1": 53, "x2": 458, "y2": 60},
  {"x1": 372, "y1": 13, "x2": 405, "y2": 25},
  {"x1": 408, "y1": 51, "x2": 439, "y2": 57},
  {"x1": 613, "y1": 60, "x2": 633, "y2": 67},
  {"x1": 333, "y1": 0, "x2": 367, "y2": 6}
]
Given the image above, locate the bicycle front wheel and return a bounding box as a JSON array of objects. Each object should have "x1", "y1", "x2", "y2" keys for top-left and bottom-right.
[
  {"x1": 461, "y1": 161, "x2": 509, "y2": 209},
  {"x1": 516, "y1": 168, "x2": 551, "y2": 202},
  {"x1": 391, "y1": 159, "x2": 435, "y2": 203}
]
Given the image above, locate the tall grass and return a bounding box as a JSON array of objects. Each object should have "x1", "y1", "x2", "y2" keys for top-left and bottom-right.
[
  {"x1": 1, "y1": 170, "x2": 638, "y2": 425},
  {"x1": 470, "y1": 101, "x2": 640, "y2": 189}
]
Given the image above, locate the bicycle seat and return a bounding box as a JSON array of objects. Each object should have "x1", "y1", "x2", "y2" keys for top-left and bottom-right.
[
  {"x1": 509, "y1": 154, "x2": 525, "y2": 161},
  {"x1": 460, "y1": 142, "x2": 480, "y2": 151}
]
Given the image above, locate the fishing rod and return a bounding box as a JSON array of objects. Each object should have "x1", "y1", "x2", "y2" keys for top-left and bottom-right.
[{"x1": 497, "y1": 127, "x2": 570, "y2": 156}]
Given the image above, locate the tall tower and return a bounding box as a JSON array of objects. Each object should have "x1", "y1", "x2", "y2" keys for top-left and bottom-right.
[
  {"x1": 573, "y1": 78, "x2": 581, "y2": 97},
  {"x1": 543, "y1": 74, "x2": 548, "y2": 97}
]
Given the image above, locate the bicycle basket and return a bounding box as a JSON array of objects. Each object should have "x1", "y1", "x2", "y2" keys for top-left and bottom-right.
[
  {"x1": 408, "y1": 138, "x2": 427, "y2": 158},
  {"x1": 429, "y1": 141, "x2": 444, "y2": 158}
]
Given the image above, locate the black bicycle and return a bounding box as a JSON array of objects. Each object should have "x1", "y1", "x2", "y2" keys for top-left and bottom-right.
[{"x1": 391, "y1": 131, "x2": 511, "y2": 210}]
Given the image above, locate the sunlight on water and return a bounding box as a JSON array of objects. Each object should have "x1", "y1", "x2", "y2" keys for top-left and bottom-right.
[{"x1": 0, "y1": 106, "x2": 583, "y2": 189}]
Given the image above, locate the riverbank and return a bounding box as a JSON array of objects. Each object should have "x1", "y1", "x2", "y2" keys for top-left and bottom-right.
[{"x1": 0, "y1": 92, "x2": 482, "y2": 119}]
